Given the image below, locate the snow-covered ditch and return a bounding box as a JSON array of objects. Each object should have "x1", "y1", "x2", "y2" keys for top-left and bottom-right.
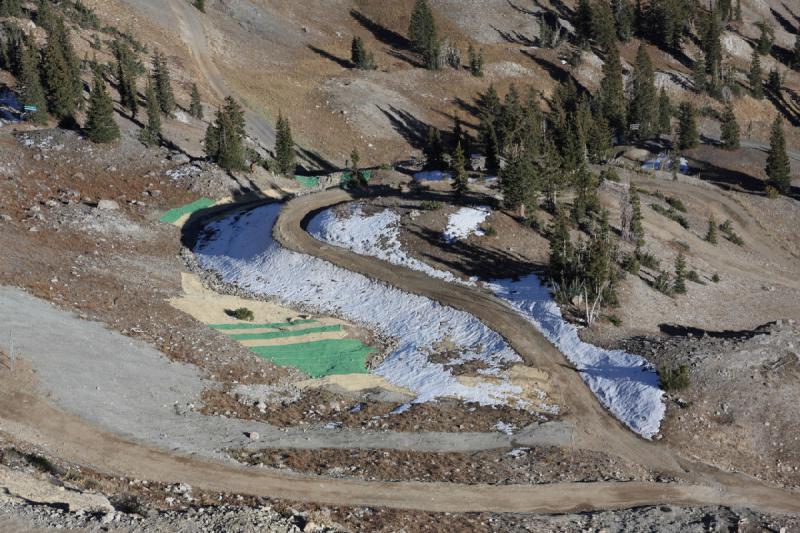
[
  {"x1": 195, "y1": 203, "x2": 549, "y2": 410},
  {"x1": 308, "y1": 205, "x2": 666, "y2": 438}
]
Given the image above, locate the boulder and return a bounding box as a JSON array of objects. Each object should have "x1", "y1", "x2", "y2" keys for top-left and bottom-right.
[{"x1": 97, "y1": 200, "x2": 120, "y2": 211}]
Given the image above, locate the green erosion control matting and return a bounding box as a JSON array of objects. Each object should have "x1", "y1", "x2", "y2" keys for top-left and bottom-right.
[
  {"x1": 249, "y1": 339, "x2": 374, "y2": 378},
  {"x1": 339, "y1": 170, "x2": 372, "y2": 188},
  {"x1": 212, "y1": 320, "x2": 374, "y2": 377},
  {"x1": 228, "y1": 325, "x2": 342, "y2": 341},
  {"x1": 160, "y1": 198, "x2": 216, "y2": 224},
  {"x1": 294, "y1": 176, "x2": 320, "y2": 188}
]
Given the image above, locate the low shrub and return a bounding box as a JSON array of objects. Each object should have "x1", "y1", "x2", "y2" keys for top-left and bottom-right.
[
  {"x1": 660, "y1": 364, "x2": 690, "y2": 391},
  {"x1": 637, "y1": 250, "x2": 660, "y2": 270},
  {"x1": 712, "y1": 273, "x2": 720, "y2": 283},
  {"x1": 607, "y1": 314, "x2": 622, "y2": 327},
  {"x1": 653, "y1": 270, "x2": 673, "y2": 295},
  {"x1": 420, "y1": 200, "x2": 443, "y2": 211},
  {"x1": 665, "y1": 197, "x2": 687, "y2": 213},
  {"x1": 231, "y1": 307, "x2": 255, "y2": 321},
  {"x1": 719, "y1": 219, "x2": 744, "y2": 246},
  {"x1": 650, "y1": 203, "x2": 689, "y2": 229},
  {"x1": 686, "y1": 270, "x2": 703, "y2": 284},
  {"x1": 482, "y1": 225, "x2": 497, "y2": 237}
]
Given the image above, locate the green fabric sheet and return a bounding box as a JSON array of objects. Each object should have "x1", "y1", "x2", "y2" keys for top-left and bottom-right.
[
  {"x1": 209, "y1": 319, "x2": 318, "y2": 331},
  {"x1": 249, "y1": 339, "x2": 374, "y2": 377},
  {"x1": 227, "y1": 325, "x2": 342, "y2": 341},
  {"x1": 295, "y1": 176, "x2": 320, "y2": 188},
  {"x1": 160, "y1": 198, "x2": 216, "y2": 224}
]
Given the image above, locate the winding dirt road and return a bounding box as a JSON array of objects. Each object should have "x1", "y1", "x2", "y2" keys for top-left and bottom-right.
[{"x1": 2, "y1": 190, "x2": 799, "y2": 516}]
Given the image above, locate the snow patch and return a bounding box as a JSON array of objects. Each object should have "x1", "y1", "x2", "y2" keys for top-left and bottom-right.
[
  {"x1": 194, "y1": 203, "x2": 525, "y2": 407},
  {"x1": 443, "y1": 206, "x2": 491, "y2": 243},
  {"x1": 484, "y1": 275, "x2": 664, "y2": 439}
]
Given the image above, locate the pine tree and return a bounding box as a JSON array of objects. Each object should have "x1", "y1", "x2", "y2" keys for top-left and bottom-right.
[
  {"x1": 656, "y1": 88, "x2": 671, "y2": 135},
  {"x1": 673, "y1": 251, "x2": 687, "y2": 294},
  {"x1": 468, "y1": 44, "x2": 484, "y2": 77},
  {"x1": 152, "y1": 50, "x2": 175, "y2": 115},
  {"x1": 592, "y1": 0, "x2": 618, "y2": 52},
  {"x1": 748, "y1": 50, "x2": 763, "y2": 99},
  {"x1": 451, "y1": 141, "x2": 469, "y2": 197},
  {"x1": 587, "y1": 108, "x2": 612, "y2": 163},
  {"x1": 766, "y1": 68, "x2": 781, "y2": 95},
  {"x1": 613, "y1": 0, "x2": 634, "y2": 41},
  {"x1": 502, "y1": 150, "x2": 537, "y2": 217},
  {"x1": 350, "y1": 36, "x2": 375, "y2": 70},
  {"x1": 484, "y1": 124, "x2": 500, "y2": 174},
  {"x1": 408, "y1": 0, "x2": 439, "y2": 70},
  {"x1": 85, "y1": 73, "x2": 120, "y2": 144},
  {"x1": 18, "y1": 40, "x2": 48, "y2": 125},
  {"x1": 274, "y1": 112, "x2": 295, "y2": 176},
  {"x1": 42, "y1": 17, "x2": 82, "y2": 121},
  {"x1": 599, "y1": 45, "x2": 625, "y2": 134},
  {"x1": 677, "y1": 102, "x2": 698, "y2": 150},
  {"x1": 705, "y1": 214, "x2": 717, "y2": 244},
  {"x1": 630, "y1": 186, "x2": 645, "y2": 250},
  {"x1": 205, "y1": 97, "x2": 246, "y2": 171},
  {"x1": 719, "y1": 102, "x2": 740, "y2": 150},
  {"x1": 139, "y1": 81, "x2": 161, "y2": 147},
  {"x1": 573, "y1": 0, "x2": 593, "y2": 44},
  {"x1": 194, "y1": 0, "x2": 205, "y2": 12},
  {"x1": 424, "y1": 126, "x2": 445, "y2": 169},
  {"x1": 189, "y1": 83, "x2": 203, "y2": 120},
  {"x1": 549, "y1": 207, "x2": 574, "y2": 282},
  {"x1": 700, "y1": 5, "x2": 722, "y2": 92},
  {"x1": 765, "y1": 116, "x2": 790, "y2": 195},
  {"x1": 36, "y1": 0, "x2": 57, "y2": 34},
  {"x1": 692, "y1": 57, "x2": 706, "y2": 93},
  {"x1": 572, "y1": 161, "x2": 600, "y2": 224},
  {"x1": 755, "y1": 21, "x2": 773, "y2": 55},
  {"x1": 114, "y1": 40, "x2": 139, "y2": 118},
  {"x1": 629, "y1": 44, "x2": 657, "y2": 139}
]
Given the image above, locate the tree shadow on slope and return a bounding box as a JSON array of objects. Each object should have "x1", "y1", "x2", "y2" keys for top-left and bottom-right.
[
  {"x1": 378, "y1": 105, "x2": 430, "y2": 149},
  {"x1": 350, "y1": 10, "x2": 421, "y2": 67},
  {"x1": 308, "y1": 45, "x2": 354, "y2": 69}
]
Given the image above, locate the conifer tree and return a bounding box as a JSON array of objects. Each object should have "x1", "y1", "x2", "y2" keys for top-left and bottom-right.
[
  {"x1": 549, "y1": 207, "x2": 574, "y2": 282},
  {"x1": 765, "y1": 116, "x2": 790, "y2": 195},
  {"x1": 572, "y1": 162, "x2": 600, "y2": 224},
  {"x1": 85, "y1": 73, "x2": 120, "y2": 143},
  {"x1": 599, "y1": 45, "x2": 625, "y2": 134},
  {"x1": 692, "y1": 57, "x2": 706, "y2": 93},
  {"x1": 19, "y1": 40, "x2": 48, "y2": 125},
  {"x1": 152, "y1": 50, "x2": 175, "y2": 115},
  {"x1": 36, "y1": 0, "x2": 57, "y2": 34},
  {"x1": 766, "y1": 68, "x2": 781, "y2": 95},
  {"x1": 630, "y1": 186, "x2": 644, "y2": 250},
  {"x1": 350, "y1": 36, "x2": 375, "y2": 70},
  {"x1": 677, "y1": 102, "x2": 698, "y2": 150},
  {"x1": 274, "y1": 112, "x2": 295, "y2": 176},
  {"x1": 408, "y1": 0, "x2": 439, "y2": 70},
  {"x1": 139, "y1": 81, "x2": 161, "y2": 147},
  {"x1": 424, "y1": 126, "x2": 445, "y2": 169},
  {"x1": 42, "y1": 17, "x2": 83, "y2": 121},
  {"x1": 189, "y1": 83, "x2": 203, "y2": 120},
  {"x1": 656, "y1": 88, "x2": 672, "y2": 135},
  {"x1": 673, "y1": 251, "x2": 687, "y2": 294},
  {"x1": 484, "y1": 124, "x2": 500, "y2": 174},
  {"x1": 629, "y1": 44, "x2": 657, "y2": 139},
  {"x1": 748, "y1": 50, "x2": 763, "y2": 99},
  {"x1": 194, "y1": 0, "x2": 205, "y2": 12},
  {"x1": 592, "y1": 0, "x2": 618, "y2": 52},
  {"x1": 205, "y1": 97, "x2": 246, "y2": 171},
  {"x1": 451, "y1": 141, "x2": 468, "y2": 197},
  {"x1": 114, "y1": 40, "x2": 138, "y2": 118},
  {"x1": 719, "y1": 102, "x2": 740, "y2": 150},
  {"x1": 700, "y1": 5, "x2": 722, "y2": 91},
  {"x1": 755, "y1": 21, "x2": 773, "y2": 55},
  {"x1": 573, "y1": 0, "x2": 593, "y2": 44},
  {"x1": 468, "y1": 44, "x2": 483, "y2": 77},
  {"x1": 612, "y1": 0, "x2": 634, "y2": 41},
  {"x1": 587, "y1": 108, "x2": 612, "y2": 163},
  {"x1": 734, "y1": 0, "x2": 741, "y2": 21},
  {"x1": 705, "y1": 214, "x2": 717, "y2": 244},
  {"x1": 501, "y1": 150, "x2": 537, "y2": 217}
]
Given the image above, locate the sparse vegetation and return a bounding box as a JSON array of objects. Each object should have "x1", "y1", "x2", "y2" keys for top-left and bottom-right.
[
  {"x1": 719, "y1": 219, "x2": 744, "y2": 246},
  {"x1": 231, "y1": 307, "x2": 255, "y2": 322},
  {"x1": 420, "y1": 200, "x2": 443, "y2": 211},
  {"x1": 650, "y1": 203, "x2": 689, "y2": 230},
  {"x1": 660, "y1": 364, "x2": 690, "y2": 391}
]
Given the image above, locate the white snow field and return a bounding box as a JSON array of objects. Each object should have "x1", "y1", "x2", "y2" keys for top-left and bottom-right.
[
  {"x1": 443, "y1": 206, "x2": 491, "y2": 243},
  {"x1": 308, "y1": 205, "x2": 665, "y2": 438},
  {"x1": 308, "y1": 204, "x2": 469, "y2": 285},
  {"x1": 194, "y1": 203, "x2": 539, "y2": 409}
]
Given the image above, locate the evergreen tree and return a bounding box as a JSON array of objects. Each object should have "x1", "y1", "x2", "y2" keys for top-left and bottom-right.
[
  {"x1": 677, "y1": 102, "x2": 698, "y2": 150},
  {"x1": 274, "y1": 112, "x2": 295, "y2": 176},
  {"x1": 194, "y1": 0, "x2": 205, "y2": 12},
  {"x1": 587, "y1": 108, "x2": 613, "y2": 163},
  {"x1": 571, "y1": 162, "x2": 600, "y2": 224},
  {"x1": 612, "y1": 0, "x2": 634, "y2": 42},
  {"x1": 18, "y1": 40, "x2": 48, "y2": 125},
  {"x1": 599, "y1": 45, "x2": 625, "y2": 134},
  {"x1": 189, "y1": 83, "x2": 203, "y2": 120},
  {"x1": 584, "y1": 210, "x2": 619, "y2": 309},
  {"x1": 656, "y1": 87, "x2": 671, "y2": 135},
  {"x1": 734, "y1": 0, "x2": 741, "y2": 21},
  {"x1": 152, "y1": 50, "x2": 175, "y2": 115},
  {"x1": 42, "y1": 17, "x2": 83, "y2": 121},
  {"x1": 113, "y1": 40, "x2": 139, "y2": 118},
  {"x1": 748, "y1": 50, "x2": 763, "y2": 99},
  {"x1": 720, "y1": 102, "x2": 739, "y2": 150},
  {"x1": 501, "y1": 150, "x2": 537, "y2": 217},
  {"x1": 451, "y1": 141, "x2": 468, "y2": 197},
  {"x1": 573, "y1": 0, "x2": 593, "y2": 44},
  {"x1": 350, "y1": 36, "x2": 375, "y2": 69},
  {"x1": 755, "y1": 21, "x2": 773, "y2": 55},
  {"x1": 629, "y1": 44, "x2": 657, "y2": 139},
  {"x1": 468, "y1": 44, "x2": 484, "y2": 77},
  {"x1": 705, "y1": 214, "x2": 717, "y2": 244},
  {"x1": 408, "y1": 0, "x2": 439, "y2": 70},
  {"x1": 424, "y1": 126, "x2": 445, "y2": 169},
  {"x1": 700, "y1": 5, "x2": 723, "y2": 92},
  {"x1": 765, "y1": 116, "x2": 790, "y2": 195},
  {"x1": 692, "y1": 57, "x2": 706, "y2": 93},
  {"x1": 630, "y1": 186, "x2": 644, "y2": 250},
  {"x1": 592, "y1": 0, "x2": 618, "y2": 52},
  {"x1": 205, "y1": 97, "x2": 247, "y2": 171},
  {"x1": 452, "y1": 115, "x2": 469, "y2": 154},
  {"x1": 85, "y1": 73, "x2": 120, "y2": 143},
  {"x1": 36, "y1": 0, "x2": 57, "y2": 34},
  {"x1": 673, "y1": 251, "x2": 687, "y2": 294},
  {"x1": 139, "y1": 81, "x2": 161, "y2": 147},
  {"x1": 645, "y1": 0, "x2": 688, "y2": 49},
  {"x1": 549, "y1": 207, "x2": 574, "y2": 282}
]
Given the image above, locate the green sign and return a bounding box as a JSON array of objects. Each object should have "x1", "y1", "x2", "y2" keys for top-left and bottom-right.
[{"x1": 23, "y1": 105, "x2": 38, "y2": 112}]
